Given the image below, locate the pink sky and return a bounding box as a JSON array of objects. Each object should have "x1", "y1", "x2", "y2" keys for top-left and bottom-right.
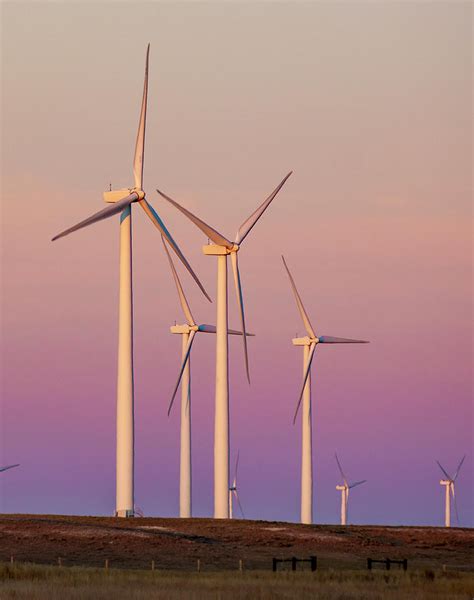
[{"x1": 1, "y1": 2, "x2": 472, "y2": 526}]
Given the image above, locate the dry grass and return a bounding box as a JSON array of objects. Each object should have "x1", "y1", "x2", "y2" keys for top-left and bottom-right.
[{"x1": 0, "y1": 563, "x2": 473, "y2": 599}]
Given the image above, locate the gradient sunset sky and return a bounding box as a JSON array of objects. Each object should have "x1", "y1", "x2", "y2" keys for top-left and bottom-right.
[{"x1": 1, "y1": 1, "x2": 472, "y2": 526}]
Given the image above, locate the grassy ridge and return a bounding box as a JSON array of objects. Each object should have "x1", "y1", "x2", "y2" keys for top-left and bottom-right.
[{"x1": 0, "y1": 563, "x2": 473, "y2": 599}]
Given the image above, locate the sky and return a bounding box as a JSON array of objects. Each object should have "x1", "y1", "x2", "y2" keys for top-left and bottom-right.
[{"x1": 1, "y1": 1, "x2": 472, "y2": 527}]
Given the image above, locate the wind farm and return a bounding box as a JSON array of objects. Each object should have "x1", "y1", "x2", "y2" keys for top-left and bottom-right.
[{"x1": 1, "y1": 2, "x2": 472, "y2": 598}]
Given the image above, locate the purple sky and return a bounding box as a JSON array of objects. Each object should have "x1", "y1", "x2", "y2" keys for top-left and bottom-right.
[{"x1": 1, "y1": 2, "x2": 472, "y2": 526}]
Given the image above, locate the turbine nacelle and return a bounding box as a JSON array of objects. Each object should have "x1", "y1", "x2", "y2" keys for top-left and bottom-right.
[
  {"x1": 202, "y1": 243, "x2": 240, "y2": 256},
  {"x1": 440, "y1": 479, "x2": 451, "y2": 486},
  {"x1": 170, "y1": 324, "x2": 199, "y2": 335},
  {"x1": 292, "y1": 336, "x2": 319, "y2": 346},
  {"x1": 336, "y1": 484, "x2": 347, "y2": 491},
  {"x1": 103, "y1": 188, "x2": 144, "y2": 203}
]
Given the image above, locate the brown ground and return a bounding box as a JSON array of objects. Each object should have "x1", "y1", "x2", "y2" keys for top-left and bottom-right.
[{"x1": 0, "y1": 514, "x2": 472, "y2": 572}]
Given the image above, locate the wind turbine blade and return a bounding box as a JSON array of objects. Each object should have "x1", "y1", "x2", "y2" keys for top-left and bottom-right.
[
  {"x1": 293, "y1": 342, "x2": 317, "y2": 424},
  {"x1": 133, "y1": 44, "x2": 149, "y2": 190},
  {"x1": 198, "y1": 324, "x2": 217, "y2": 333},
  {"x1": 235, "y1": 450, "x2": 240, "y2": 481},
  {"x1": 436, "y1": 460, "x2": 452, "y2": 481},
  {"x1": 156, "y1": 189, "x2": 233, "y2": 248},
  {"x1": 0, "y1": 464, "x2": 20, "y2": 473},
  {"x1": 138, "y1": 198, "x2": 211, "y2": 302},
  {"x1": 52, "y1": 193, "x2": 138, "y2": 241},
  {"x1": 197, "y1": 324, "x2": 254, "y2": 336},
  {"x1": 453, "y1": 455, "x2": 466, "y2": 481},
  {"x1": 349, "y1": 480, "x2": 367, "y2": 489},
  {"x1": 234, "y1": 490, "x2": 245, "y2": 519},
  {"x1": 452, "y1": 484, "x2": 460, "y2": 525},
  {"x1": 168, "y1": 330, "x2": 197, "y2": 416},
  {"x1": 235, "y1": 171, "x2": 292, "y2": 245},
  {"x1": 319, "y1": 336, "x2": 369, "y2": 344},
  {"x1": 335, "y1": 453, "x2": 348, "y2": 486},
  {"x1": 281, "y1": 256, "x2": 316, "y2": 339},
  {"x1": 161, "y1": 235, "x2": 196, "y2": 326},
  {"x1": 230, "y1": 251, "x2": 250, "y2": 383}
]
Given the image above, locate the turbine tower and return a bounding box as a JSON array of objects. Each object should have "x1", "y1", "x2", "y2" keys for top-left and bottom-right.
[
  {"x1": 282, "y1": 256, "x2": 368, "y2": 524},
  {"x1": 52, "y1": 45, "x2": 209, "y2": 518},
  {"x1": 156, "y1": 172, "x2": 292, "y2": 518},
  {"x1": 0, "y1": 465, "x2": 20, "y2": 473},
  {"x1": 162, "y1": 238, "x2": 248, "y2": 518},
  {"x1": 229, "y1": 451, "x2": 244, "y2": 519},
  {"x1": 437, "y1": 456, "x2": 465, "y2": 527},
  {"x1": 335, "y1": 453, "x2": 366, "y2": 525}
]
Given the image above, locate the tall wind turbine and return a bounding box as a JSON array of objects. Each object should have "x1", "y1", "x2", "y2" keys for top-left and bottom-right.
[
  {"x1": 282, "y1": 256, "x2": 368, "y2": 524},
  {"x1": 52, "y1": 45, "x2": 209, "y2": 518},
  {"x1": 162, "y1": 238, "x2": 248, "y2": 518},
  {"x1": 437, "y1": 456, "x2": 465, "y2": 527},
  {"x1": 229, "y1": 451, "x2": 244, "y2": 519},
  {"x1": 335, "y1": 453, "x2": 366, "y2": 526},
  {"x1": 0, "y1": 465, "x2": 20, "y2": 473},
  {"x1": 157, "y1": 172, "x2": 292, "y2": 518}
]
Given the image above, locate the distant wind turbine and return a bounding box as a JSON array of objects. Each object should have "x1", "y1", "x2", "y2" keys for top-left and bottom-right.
[
  {"x1": 437, "y1": 456, "x2": 465, "y2": 527},
  {"x1": 0, "y1": 464, "x2": 20, "y2": 473},
  {"x1": 156, "y1": 172, "x2": 292, "y2": 518},
  {"x1": 229, "y1": 451, "x2": 244, "y2": 519},
  {"x1": 52, "y1": 45, "x2": 209, "y2": 518},
  {"x1": 282, "y1": 255, "x2": 368, "y2": 524},
  {"x1": 335, "y1": 454, "x2": 366, "y2": 525},
  {"x1": 162, "y1": 238, "x2": 249, "y2": 518}
]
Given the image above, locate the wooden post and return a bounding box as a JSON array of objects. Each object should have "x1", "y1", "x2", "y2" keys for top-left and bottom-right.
[
  {"x1": 272, "y1": 558, "x2": 277, "y2": 572},
  {"x1": 291, "y1": 557, "x2": 297, "y2": 571},
  {"x1": 367, "y1": 558, "x2": 372, "y2": 570},
  {"x1": 58, "y1": 557, "x2": 62, "y2": 567},
  {"x1": 10, "y1": 556, "x2": 14, "y2": 564},
  {"x1": 239, "y1": 559, "x2": 243, "y2": 572},
  {"x1": 310, "y1": 556, "x2": 317, "y2": 572},
  {"x1": 105, "y1": 559, "x2": 109, "y2": 570},
  {"x1": 151, "y1": 560, "x2": 155, "y2": 571},
  {"x1": 197, "y1": 559, "x2": 201, "y2": 572}
]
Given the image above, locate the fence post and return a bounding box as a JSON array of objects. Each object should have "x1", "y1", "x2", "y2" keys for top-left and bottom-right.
[
  {"x1": 403, "y1": 559, "x2": 407, "y2": 572},
  {"x1": 310, "y1": 556, "x2": 317, "y2": 572},
  {"x1": 272, "y1": 558, "x2": 277, "y2": 572},
  {"x1": 58, "y1": 557, "x2": 62, "y2": 567},
  {"x1": 291, "y1": 557, "x2": 297, "y2": 571},
  {"x1": 105, "y1": 559, "x2": 109, "y2": 570},
  {"x1": 151, "y1": 560, "x2": 155, "y2": 571},
  {"x1": 239, "y1": 559, "x2": 243, "y2": 572},
  {"x1": 10, "y1": 556, "x2": 14, "y2": 564},
  {"x1": 197, "y1": 559, "x2": 201, "y2": 573},
  {"x1": 385, "y1": 559, "x2": 390, "y2": 571}
]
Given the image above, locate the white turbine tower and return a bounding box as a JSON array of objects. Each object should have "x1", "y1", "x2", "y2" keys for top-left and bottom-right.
[
  {"x1": 162, "y1": 238, "x2": 248, "y2": 518},
  {"x1": 282, "y1": 256, "x2": 368, "y2": 524},
  {"x1": 229, "y1": 451, "x2": 244, "y2": 519},
  {"x1": 156, "y1": 172, "x2": 292, "y2": 518},
  {"x1": 52, "y1": 45, "x2": 209, "y2": 518},
  {"x1": 335, "y1": 453, "x2": 366, "y2": 526},
  {"x1": 437, "y1": 456, "x2": 465, "y2": 528},
  {"x1": 0, "y1": 465, "x2": 20, "y2": 473}
]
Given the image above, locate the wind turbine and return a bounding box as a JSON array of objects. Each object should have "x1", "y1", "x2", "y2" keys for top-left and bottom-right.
[
  {"x1": 282, "y1": 256, "x2": 368, "y2": 524},
  {"x1": 0, "y1": 465, "x2": 20, "y2": 473},
  {"x1": 335, "y1": 453, "x2": 366, "y2": 525},
  {"x1": 229, "y1": 451, "x2": 244, "y2": 519},
  {"x1": 52, "y1": 45, "x2": 209, "y2": 518},
  {"x1": 156, "y1": 172, "x2": 292, "y2": 518},
  {"x1": 162, "y1": 237, "x2": 249, "y2": 518},
  {"x1": 437, "y1": 456, "x2": 465, "y2": 527}
]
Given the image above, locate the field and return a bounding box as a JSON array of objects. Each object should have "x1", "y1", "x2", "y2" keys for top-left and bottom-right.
[{"x1": 0, "y1": 515, "x2": 472, "y2": 598}]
